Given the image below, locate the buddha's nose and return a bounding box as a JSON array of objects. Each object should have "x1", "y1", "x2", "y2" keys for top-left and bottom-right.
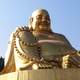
[
  {"x1": 42, "y1": 17, "x2": 47, "y2": 21},
  {"x1": 42, "y1": 19, "x2": 50, "y2": 24}
]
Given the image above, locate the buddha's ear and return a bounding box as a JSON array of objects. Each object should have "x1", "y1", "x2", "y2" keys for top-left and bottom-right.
[
  {"x1": 28, "y1": 17, "x2": 33, "y2": 31},
  {"x1": 29, "y1": 17, "x2": 33, "y2": 23}
]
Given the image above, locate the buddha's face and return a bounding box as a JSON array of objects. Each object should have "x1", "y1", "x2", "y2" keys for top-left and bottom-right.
[{"x1": 31, "y1": 9, "x2": 51, "y2": 31}]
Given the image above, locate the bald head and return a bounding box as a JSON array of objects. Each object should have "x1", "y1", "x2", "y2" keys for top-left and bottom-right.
[{"x1": 31, "y1": 9, "x2": 49, "y2": 17}]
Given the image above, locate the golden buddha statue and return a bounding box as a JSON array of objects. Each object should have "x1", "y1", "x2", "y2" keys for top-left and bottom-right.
[{"x1": 2, "y1": 9, "x2": 80, "y2": 74}]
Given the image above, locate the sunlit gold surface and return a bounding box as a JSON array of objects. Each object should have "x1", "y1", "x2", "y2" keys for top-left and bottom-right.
[{"x1": 1, "y1": 9, "x2": 79, "y2": 74}]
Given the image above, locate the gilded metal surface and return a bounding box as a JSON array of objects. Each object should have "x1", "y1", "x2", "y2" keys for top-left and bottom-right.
[{"x1": 2, "y1": 9, "x2": 80, "y2": 74}]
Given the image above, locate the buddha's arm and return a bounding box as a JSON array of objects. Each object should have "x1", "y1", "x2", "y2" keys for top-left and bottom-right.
[
  {"x1": 5, "y1": 32, "x2": 15, "y2": 66},
  {"x1": 68, "y1": 51, "x2": 80, "y2": 68},
  {"x1": 60, "y1": 34, "x2": 80, "y2": 68},
  {"x1": 14, "y1": 27, "x2": 40, "y2": 70},
  {"x1": 2, "y1": 32, "x2": 16, "y2": 73},
  {"x1": 60, "y1": 34, "x2": 76, "y2": 51}
]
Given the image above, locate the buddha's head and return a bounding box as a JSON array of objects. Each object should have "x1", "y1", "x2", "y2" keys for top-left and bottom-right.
[{"x1": 28, "y1": 9, "x2": 51, "y2": 32}]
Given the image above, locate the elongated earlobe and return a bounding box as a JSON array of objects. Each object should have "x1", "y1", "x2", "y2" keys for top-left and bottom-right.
[
  {"x1": 28, "y1": 17, "x2": 33, "y2": 31},
  {"x1": 29, "y1": 17, "x2": 33, "y2": 23}
]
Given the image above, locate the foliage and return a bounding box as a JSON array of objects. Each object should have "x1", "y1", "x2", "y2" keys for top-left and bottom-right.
[{"x1": 0, "y1": 57, "x2": 4, "y2": 71}]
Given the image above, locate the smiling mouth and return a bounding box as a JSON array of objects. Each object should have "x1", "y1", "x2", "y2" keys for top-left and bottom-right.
[
  {"x1": 40, "y1": 21, "x2": 50, "y2": 25},
  {"x1": 39, "y1": 26, "x2": 48, "y2": 29}
]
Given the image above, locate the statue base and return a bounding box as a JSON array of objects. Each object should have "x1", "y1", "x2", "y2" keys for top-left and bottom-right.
[{"x1": 0, "y1": 69, "x2": 80, "y2": 80}]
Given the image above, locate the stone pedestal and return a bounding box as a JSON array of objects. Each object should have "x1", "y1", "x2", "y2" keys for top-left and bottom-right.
[{"x1": 0, "y1": 69, "x2": 80, "y2": 80}]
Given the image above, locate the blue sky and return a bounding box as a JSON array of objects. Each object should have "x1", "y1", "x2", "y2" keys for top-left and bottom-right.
[{"x1": 0, "y1": 0, "x2": 80, "y2": 57}]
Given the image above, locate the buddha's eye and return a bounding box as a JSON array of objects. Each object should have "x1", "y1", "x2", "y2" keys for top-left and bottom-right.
[
  {"x1": 43, "y1": 16, "x2": 50, "y2": 20},
  {"x1": 36, "y1": 15, "x2": 42, "y2": 19}
]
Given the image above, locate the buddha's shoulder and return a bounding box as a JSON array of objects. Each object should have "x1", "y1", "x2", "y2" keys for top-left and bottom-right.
[
  {"x1": 14, "y1": 26, "x2": 36, "y2": 42},
  {"x1": 14, "y1": 26, "x2": 32, "y2": 36},
  {"x1": 14, "y1": 26, "x2": 30, "y2": 33},
  {"x1": 51, "y1": 32, "x2": 66, "y2": 39}
]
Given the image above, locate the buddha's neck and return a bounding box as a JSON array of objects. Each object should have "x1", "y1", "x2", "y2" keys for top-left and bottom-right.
[{"x1": 32, "y1": 30, "x2": 53, "y2": 34}]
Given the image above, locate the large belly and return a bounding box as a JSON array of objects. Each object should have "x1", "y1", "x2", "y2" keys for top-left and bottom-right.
[{"x1": 38, "y1": 40, "x2": 70, "y2": 60}]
